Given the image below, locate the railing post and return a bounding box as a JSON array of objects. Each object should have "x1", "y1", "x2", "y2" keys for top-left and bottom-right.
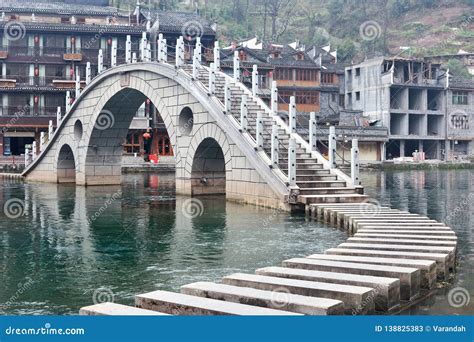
[
  {"x1": 39, "y1": 132, "x2": 45, "y2": 152},
  {"x1": 329, "y1": 126, "x2": 337, "y2": 169},
  {"x1": 252, "y1": 64, "x2": 258, "y2": 97},
  {"x1": 75, "y1": 75, "x2": 81, "y2": 98},
  {"x1": 86, "y1": 62, "x2": 91, "y2": 85},
  {"x1": 161, "y1": 39, "x2": 167, "y2": 63},
  {"x1": 196, "y1": 37, "x2": 202, "y2": 63},
  {"x1": 256, "y1": 111, "x2": 264, "y2": 149},
  {"x1": 140, "y1": 32, "x2": 147, "y2": 61},
  {"x1": 111, "y1": 39, "x2": 117, "y2": 67},
  {"x1": 176, "y1": 36, "x2": 184, "y2": 67},
  {"x1": 351, "y1": 139, "x2": 360, "y2": 186},
  {"x1": 126, "y1": 35, "x2": 132, "y2": 63},
  {"x1": 288, "y1": 137, "x2": 297, "y2": 187},
  {"x1": 98, "y1": 49, "x2": 103, "y2": 73},
  {"x1": 65, "y1": 91, "x2": 71, "y2": 112},
  {"x1": 32, "y1": 141, "x2": 37, "y2": 160},
  {"x1": 309, "y1": 111, "x2": 317, "y2": 152},
  {"x1": 145, "y1": 42, "x2": 151, "y2": 62},
  {"x1": 209, "y1": 62, "x2": 216, "y2": 95},
  {"x1": 289, "y1": 96, "x2": 296, "y2": 133},
  {"x1": 271, "y1": 125, "x2": 279, "y2": 167},
  {"x1": 56, "y1": 106, "x2": 61, "y2": 126},
  {"x1": 214, "y1": 41, "x2": 220, "y2": 70},
  {"x1": 271, "y1": 81, "x2": 278, "y2": 114},
  {"x1": 192, "y1": 48, "x2": 199, "y2": 79},
  {"x1": 224, "y1": 79, "x2": 232, "y2": 114},
  {"x1": 240, "y1": 94, "x2": 248, "y2": 131},
  {"x1": 48, "y1": 120, "x2": 54, "y2": 138},
  {"x1": 132, "y1": 52, "x2": 137, "y2": 63},
  {"x1": 233, "y1": 51, "x2": 240, "y2": 81},
  {"x1": 25, "y1": 148, "x2": 30, "y2": 166},
  {"x1": 157, "y1": 34, "x2": 163, "y2": 62}
]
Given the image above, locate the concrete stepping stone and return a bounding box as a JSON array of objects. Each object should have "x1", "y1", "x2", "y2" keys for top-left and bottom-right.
[
  {"x1": 222, "y1": 273, "x2": 375, "y2": 314},
  {"x1": 307, "y1": 254, "x2": 436, "y2": 289},
  {"x1": 181, "y1": 281, "x2": 344, "y2": 315},
  {"x1": 135, "y1": 290, "x2": 300, "y2": 316},
  {"x1": 79, "y1": 302, "x2": 169, "y2": 316},
  {"x1": 326, "y1": 247, "x2": 450, "y2": 279},
  {"x1": 356, "y1": 229, "x2": 455, "y2": 236},
  {"x1": 282, "y1": 258, "x2": 419, "y2": 300},
  {"x1": 255, "y1": 266, "x2": 399, "y2": 312},
  {"x1": 355, "y1": 233, "x2": 457, "y2": 240},
  {"x1": 347, "y1": 237, "x2": 457, "y2": 247}
]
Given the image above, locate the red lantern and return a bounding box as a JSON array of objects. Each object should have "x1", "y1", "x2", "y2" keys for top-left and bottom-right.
[
  {"x1": 34, "y1": 96, "x2": 39, "y2": 104},
  {"x1": 107, "y1": 38, "x2": 112, "y2": 45},
  {"x1": 34, "y1": 36, "x2": 39, "y2": 44},
  {"x1": 70, "y1": 68, "x2": 74, "y2": 77},
  {"x1": 34, "y1": 68, "x2": 39, "y2": 77}
]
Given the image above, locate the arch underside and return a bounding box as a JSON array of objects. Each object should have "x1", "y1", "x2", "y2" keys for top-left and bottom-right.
[
  {"x1": 57, "y1": 144, "x2": 76, "y2": 183},
  {"x1": 191, "y1": 137, "x2": 226, "y2": 196}
]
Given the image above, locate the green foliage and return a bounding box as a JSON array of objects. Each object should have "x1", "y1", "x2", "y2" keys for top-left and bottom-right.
[{"x1": 445, "y1": 59, "x2": 472, "y2": 79}]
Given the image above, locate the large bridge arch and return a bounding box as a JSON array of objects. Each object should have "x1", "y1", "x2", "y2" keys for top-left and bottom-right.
[{"x1": 23, "y1": 63, "x2": 291, "y2": 210}]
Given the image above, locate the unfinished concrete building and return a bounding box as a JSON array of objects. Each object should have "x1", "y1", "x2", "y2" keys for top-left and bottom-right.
[{"x1": 345, "y1": 57, "x2": 474, "y2": 161}]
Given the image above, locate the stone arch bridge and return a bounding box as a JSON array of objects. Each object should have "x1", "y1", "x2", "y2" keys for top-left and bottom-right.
[{"x1": 22, "y1": 61, "x2": 366, "y2": 210}]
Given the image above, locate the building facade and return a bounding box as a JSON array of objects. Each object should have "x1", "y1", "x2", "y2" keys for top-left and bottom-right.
[
  {"x1": 345, "y1": 57, "x2": 474, "y2": 161},
  {"x1": 0, "y1": 0, "x2": 215, "y2": 161}
]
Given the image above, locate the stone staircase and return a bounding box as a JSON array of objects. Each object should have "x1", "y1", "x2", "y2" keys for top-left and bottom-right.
[{"x1": 186, "y1": 65, "x2": 367, "y2": 206}]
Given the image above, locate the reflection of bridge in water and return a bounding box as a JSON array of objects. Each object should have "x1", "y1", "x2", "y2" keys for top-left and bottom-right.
[{"x1": 8, "y1": 32, "x2": 458, "y2": 315}]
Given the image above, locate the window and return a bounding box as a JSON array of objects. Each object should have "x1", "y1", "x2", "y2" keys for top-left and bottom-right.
[
  {"x1": 296, "y1": 91, "x2": 319, "y2": 105},
  {"x1": 452, "y1": 91, "x2": 468, "y2": 105},
  {"x1": 278, "y1": 91, "x2": 292, "y2": 104},
  {"x1": 295, "y1": 69, "x2": 317, "y2": 81},
  {"x1": 355, "y1": 91, "x2": 360, "y2": 101},
  {"x1": 331, "y1": 93, "x2": 337, "y2": 102},
  {"x1": 321, "y1": 73, "x2": 334, "y2": 84},
  {"x1": 274, "y1": 68, "x2": 292, "y2": 80},
  {"x1": 355, "y1": 67, "x2": 361, "y2": 76}
]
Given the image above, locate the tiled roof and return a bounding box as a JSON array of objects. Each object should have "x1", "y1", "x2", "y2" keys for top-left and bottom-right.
[
  {"x1": 0, "y1": 21, "x2": 145, "y2": 34},
  {"x1": 450, "y1": 77, "x2": 474, "y2": 89},
  {"x1": 0, "y1": 0, "x2": 119, "y2": 16},
  {"x1": 145, "y1": 10, "x2": 215, "y2": 36}
]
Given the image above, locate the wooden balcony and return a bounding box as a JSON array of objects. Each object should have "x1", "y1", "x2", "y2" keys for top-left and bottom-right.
[
  {"x1": 63, "y1": 53, "x2": 83, "y2": 61},
  {"x1": 0, "y1": 79, "x2": 16, "y2": 88},
  {"x1": 52, "y1": 79, "x2": 86, "y2": 89}
]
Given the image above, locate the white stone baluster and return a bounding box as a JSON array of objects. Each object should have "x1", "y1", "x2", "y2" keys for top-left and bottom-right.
[
  {"x1": 288, "y1": 137, "x2": 297, "y2": 187},
  {"x1": 196, "y1": 37, "x2": 202, "y2": 63},
  {"x1": 66, "y1": 91, "x2": 71, "y2": 112},
  {"x1": 256, "y1": 111, "x2": 264, "y2": 150},
  {"x1": 192, "y1": 48, "x2": 199, "y2": 79},
  {"x1": 111, "y1": 39, "x2": 117, "y2": 67},
  {"x1": 252, "y1": 64, "x2": 258, "y2": 97},
  {"x1": 271, "y1": 125, "x2": 279, "y2": 167},
  {"x1": 161, "y1": 39, "x2": 168, "y2": 63},
  {"x1": 25, "y1": 148, "x2": 30, "y2": 166},
  {"x1": 289, "y1": 96, "x2": 296, "y2": 133},
  {"x1": 75, "y1": 75, "x2": 81, "y2": 98},
  {"x1": 86, "y1": 62, "x2": 91, "y2": 85},
  {"x1": 271, "y1": 81, "x2": 278, "y2": 114},
  {"x1": 39, "y1": 132, "x2": 45, "y2": 152},
  {"x1": 351, "y1": 139, "x2": 360, "y2": 186},
  {"x1": 233, "y1": 51, "x2": 240, "y2": 81},
  {"x1": 224, "y1": 79, "x2": 231, "y2": 114},
  {"x1": 126, "y1": 35, "x2": 132, "y2": 63},
  {"x1": 98, "y1": 49, "x2": 103, "y2": 73},
  {"x1": 329, "y1": 126, "x2": 337, "y2": 169},
  {"x1": 176, "y1": 36, "x2": 184, "y2": 67},
  {"x1": 240, "y1": 94, "x2": 248, "y2": 131},
  {"x1": 214, "y1": 41, "x2": 220, "y2": 70},
  {"x1": 157, "y1": 34, "x2": 163, "y2": 62},
  {"x1": 32, "y1": 141, "x2": 37, "y2": 160},
  {"x1": 145, "y1": 42, "x2": 151, "y2": 62},
  {"x1": 209, "y1": 62, "x2": 216, "y2": 95},
  {"x1": 309, "y1": 111, "x2": 317, "y2": 152},
  {"x1": 56, "y1": 106, "x2": 61, "y2": 126},
  {"x1": 132, "y1": 52, "x2": 137, "y2": 63},
  {"x1": 48, "y1": 120, "x2": 54, "y2": 138},
  {"x1": 140, "y1": 32, "x2": 147, "y2": 61}
]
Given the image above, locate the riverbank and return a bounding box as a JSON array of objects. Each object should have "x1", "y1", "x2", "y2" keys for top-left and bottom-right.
[{"x1": 364, "y1": 161, "x2": 473, "y2": 171}]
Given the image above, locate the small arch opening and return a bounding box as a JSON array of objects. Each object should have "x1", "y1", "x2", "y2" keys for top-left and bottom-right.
[
  {"x1": 74, "y1": 119, "x2": 83, "y2": 141},
  {"x1": 57, "y1": 144, "x2": 76, "y2": 183},
  {"x1": 178, "y1": 107, "x2": 194, "y2": 136},
  {"x1": 191, "y1": 137, "x2": 226, "y2": 196}
]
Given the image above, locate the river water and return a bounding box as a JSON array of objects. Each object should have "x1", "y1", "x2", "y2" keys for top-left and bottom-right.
[{"x1": 0, "y1": 169, "x2": 472, "y2": 315}]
